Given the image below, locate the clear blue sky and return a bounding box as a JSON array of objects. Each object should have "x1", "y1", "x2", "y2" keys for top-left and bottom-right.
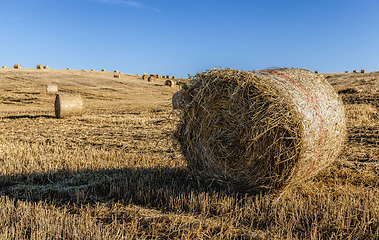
[{"x1": 1, "y1": 0, "x2": 379, "y2": 78}]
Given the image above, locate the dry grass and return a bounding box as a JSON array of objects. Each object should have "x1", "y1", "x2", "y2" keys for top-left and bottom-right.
[{"x1": 0, "y1": 68, "x2": 377, "y2": 239}]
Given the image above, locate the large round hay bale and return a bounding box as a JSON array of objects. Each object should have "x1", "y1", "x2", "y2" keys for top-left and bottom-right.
[
  {"x1": 46, "y1": 85, "x2": 58, "y2": 94},
  {"x1": 14, "y1": 64, "x2": 21, "y2": 69},
  {"x1": 142, "y1": 74, "x2": 149, "y2": 80},
  {"x1": 175, "y1": 68, "x2": 346, "y2": 193},
  {"x1": 172, "y1": 91, "x2": 184, "y2": 109},
  {"x1": 55, "y1": 94, "x2": 84, "y2": 119},
  {"x1": 37, "y1": 64, "x2": 44, "y2": 69},
  {"x1": 165, "y1": 79, "x2": 174, "y2": 87},
  {"x1": 148, "y1": 76, "x2": 155, "y2": 82}
]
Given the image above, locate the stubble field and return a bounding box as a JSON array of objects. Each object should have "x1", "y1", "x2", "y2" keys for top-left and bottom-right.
[{"x1": 0, "y1": 68, "x2": 377, "y2": 239}]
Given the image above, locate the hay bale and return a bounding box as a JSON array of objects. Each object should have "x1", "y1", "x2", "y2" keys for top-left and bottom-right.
[
  {"x1": 172, "y1": 91, "x2": 184, "y2": 109},
  {"x1": 114, "y1": 73, "x2": 121, "y2": 78},
  {"x1": 172, "y1": 76, "x2": 177, "y2": 79},
  {"x1": 164, "y1": 79, "x2": 174, "y2": 87},
  {"x1": 44, "y1": 66, "x2": 50, "y2": 69},
  {"x1": 150, "y1": 74, "x2": 156, "y2": 77},
  {"x1": 314, "y1": 71, "x2": 319, "y2": 74},
  {"x1": 361, "y1": 69, "x2": 365, "y2": 73},
  {"x1": 114, "y1": 70, "x2": 119, "y2": 73},
  {"x1": 37, "y1": 64, "x2": 44, "y2": 69},
  {"x1": 175, "y1": 68, "x2": 346, "y2": 193},
  {"x1": 157, "y1": 74, "x2": 161, "y2": 78},
  {"x1": 67, "y1": 68, "x2": 71, "y2": 70},
  {"x1": 148, "y1": 76, "x2": 155, "y2": 82},
  {"x1": 14, "y1": 64, "x2": 21, "y2": 69},
  {"x1": 166, "y1": 75, "x2": 171, "y2": 79},
  {"x1": 101, "y1": 69, "x2": 106, "y2": 72},
  {"x1": 55, "y1": 94, "x2": 84, "y2": 119},
  {"x1": 46, "y1": 85, "x2": 58, "y2": 94},
  {"x1": 353, "y1": 70, "x2": 357, "y2": 73},
  {"x1": 2, "y1": 66, "x2": 7, "y2": 69},
  {"x1": 142, "y1": 74, "x2": 149, "y2": 80},
  {"x1": 345, "y1": 71, "x2": 348, "y2": 73}
]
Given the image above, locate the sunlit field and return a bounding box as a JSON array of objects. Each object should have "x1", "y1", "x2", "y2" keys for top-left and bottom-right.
[{"x1": 0, "y1": 68, "x2": 377, "y2": 239}]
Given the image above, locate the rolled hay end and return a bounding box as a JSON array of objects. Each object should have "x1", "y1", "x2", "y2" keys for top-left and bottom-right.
[
  {"x1": 54, "y1": 94, "x2": 84, "y2": 119},
  {"x1": 175, "y1": 68, "x2": 346, "y2": 193},
  {"x1": 101, "y1": 69, "x2": 106, "y2": 72},
  {"x1": 37, "y1": 64, "x2": 44, "y2": 69},
  {"x1": 148, "y1": 76, "x2": 155, "y2": 82},
  {"x1": 14, "y1": 64, "x2": 21, "y2": 69},
  {"x1": 172, "y1": 91, "x2": 184, "y2": 109},
  {"x1": 46, "y1": 85, "x2": 58, "y2": 94},
  {"x1": 164, "y1": 79, "x2": 174, "y2": 87}
]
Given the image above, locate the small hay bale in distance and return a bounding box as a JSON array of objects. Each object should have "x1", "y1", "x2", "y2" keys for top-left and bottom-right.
[
  {"x1": 114, "y1": 70, "x2": 119, "y2": 73},
  {"x1": 37, "y1": 64, "x2": 44, "y2": 69},
  {"x1": 44, "y1": 66, "x2": 50, "y2": 69},
  {"x1": 172, "y1": 76, "x2": 177, "y2": 79},
  {"x1": 361, "y1": 69, "x2": 365, "y2": 73},
  {"x1": 2, "y1": 66, "x2": 7, "y2": 69},
  {"x1": 55, "y1": 94, "x2": 84, "y2": 119},
  {"x1": 353, "y1": 70, "x2": 357, "y2": 73},
  {"x1": 164, "y1": 79, "x2": 174, "y2": 87},
  {"x1": 314, "y1": 71, "x2": 319, "y2": 74},
  {"x1": 114, "y1": 72, "x2": 121, "y2": 78},
  {"x1": 142, "y1": 74, "x2": 149, "y2": 80},
  {"x1": 175, "y1": 68, "x2": 346, "y2": 193},
  {"x1": 67, "y1": 68, "x2": 71, "y2": 70},
  {"x1": 345, "y1": 71, "x2": 348, "y2": 73},
  {"x1": 166, "y1": 75, "x2": 171, "y2": 79},
  {"x1": 157, "y1": 74, "x2": 161, "y2": 78},
  {"x1": 148, "y1": 76, "x2": 155, "y2": 82},
  {"x1": 14, "y1": 64, "x2": 21, "y2": 69},
  {"x1": 101, "y1": 69, "x2": 106, "y2": 72},
  {"x1": 46, "y1": 85, "x2": 58, "y2": 94}
]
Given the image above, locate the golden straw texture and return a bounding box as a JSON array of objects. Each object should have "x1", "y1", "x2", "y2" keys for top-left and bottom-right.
[
  {"x1": 46, "y1": 85, "x2": 58, "y2": 94},
  {"x1": 175, "y1": 68, "x2": 346, "y2": 193},
  {"x1": 55, "y1": 94, "x2": 84, "y2": 119}
]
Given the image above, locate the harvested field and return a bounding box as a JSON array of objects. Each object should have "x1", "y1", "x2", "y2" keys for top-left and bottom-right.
[{"x1": 0, "y1": 68, "x2": 377, "y2": 239}]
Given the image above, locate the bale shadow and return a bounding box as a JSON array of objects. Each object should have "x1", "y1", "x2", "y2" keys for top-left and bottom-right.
[
  {"x1": 2, "y1": 115, "x2": 55, "y2": 119},
  {"x1": 0, "y1": 167, "x2": 242, "y2": 215}
]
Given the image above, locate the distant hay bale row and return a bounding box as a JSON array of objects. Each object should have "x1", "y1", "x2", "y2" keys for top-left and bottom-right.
[
  {"x1": 174, "y1": 68, "x2": 346, "y2": 193},
  {"x1": 14, "y1": 64, "x2": 21, "y2": 69},
  {"x1": 55, "y1": 94, "x2": 83, "y2": 119},
  {"x1": 46, "y1": 85, "x2": 58, "y2": 94}
]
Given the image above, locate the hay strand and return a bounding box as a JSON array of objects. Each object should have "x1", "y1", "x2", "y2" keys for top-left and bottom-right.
[
  {"x1": 175, "y1": 68, "x2": 346, "y2": 193},
  {"x1": 55, "y1": 94, "x2": 84, "y2": 119}
]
